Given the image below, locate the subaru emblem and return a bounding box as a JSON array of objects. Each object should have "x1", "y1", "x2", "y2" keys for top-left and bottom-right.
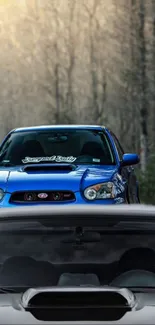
[{"x1": 38, "y1": 193, "x2": 48, "y2": 199}]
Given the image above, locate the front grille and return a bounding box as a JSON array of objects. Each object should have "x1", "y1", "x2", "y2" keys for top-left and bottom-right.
[{"x1": 10, "y1": 191, "x2": 75, "y2": 203}]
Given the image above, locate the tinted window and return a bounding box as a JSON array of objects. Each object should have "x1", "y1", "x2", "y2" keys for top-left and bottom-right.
[
  {"x1": 0, "y1": 217, "x2": 154, "y2": 289},
  {"x1": 0, "y1": 129, "x2": 115, "y2": 166}
]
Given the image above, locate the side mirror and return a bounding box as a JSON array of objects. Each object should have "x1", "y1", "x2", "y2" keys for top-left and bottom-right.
[{"x1": 121, "y1": 153, "x2": 140, "y2": 167}]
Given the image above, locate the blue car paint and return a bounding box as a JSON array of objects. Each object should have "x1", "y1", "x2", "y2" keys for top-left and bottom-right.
[{"x1": 0, "y1": 125, "x2": 139, "y2": 207}]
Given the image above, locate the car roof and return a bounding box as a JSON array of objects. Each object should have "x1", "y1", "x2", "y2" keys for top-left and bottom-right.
[{"x1": 13, "y1": 125, "x2": 106, "y2": 133}]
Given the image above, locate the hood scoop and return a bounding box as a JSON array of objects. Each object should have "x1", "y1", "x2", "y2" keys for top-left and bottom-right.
[
  {"x1": 22, "y1": 163, "x2": 76, "y2": 173},
  {"x1": 21, "y1": 286, "x2": 137, "y2": 321}
]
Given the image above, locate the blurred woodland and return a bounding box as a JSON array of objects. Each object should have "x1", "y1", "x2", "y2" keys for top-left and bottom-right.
[{"x1": 0, "y1": 0, "x2": 155, "y2": 202}]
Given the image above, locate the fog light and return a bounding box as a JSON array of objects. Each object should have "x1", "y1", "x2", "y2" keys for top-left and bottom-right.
[{"x1": 84, "y1": 188, "x2": 97, "y2": 200}]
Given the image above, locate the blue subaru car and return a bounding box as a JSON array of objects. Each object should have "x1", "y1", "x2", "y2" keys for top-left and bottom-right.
[{"x1": 0, "y1": 125, "x2": 140, "y2": 207}]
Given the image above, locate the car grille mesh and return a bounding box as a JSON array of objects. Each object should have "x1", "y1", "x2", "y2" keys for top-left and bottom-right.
[{"x1": 10, "y1": 191, "x2": 75, "y2": 203}]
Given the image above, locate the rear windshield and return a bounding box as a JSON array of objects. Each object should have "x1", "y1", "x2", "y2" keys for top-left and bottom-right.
[
  {"x1": 0, "y1": 218, "x2": 155, "y2": 290},
  {"x1": 0, "y1": 129, "x2": 115, "y2": 166}
]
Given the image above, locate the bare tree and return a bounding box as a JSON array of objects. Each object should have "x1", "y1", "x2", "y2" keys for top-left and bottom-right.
[
  {"x1": 39, "y1": 1, "x2": 63, "y2": 124},
  {"x1": 152, "y1": 0, "x2": 155, "y2": 145},
  {"x1": 138, "y1": 0, "x2": 148, "y2": 171},
  {"x1": 83, "y1": 0, "x2": 107, "y2": 124},
  {"x1": 63, "y1": 0, "x2": 76, "y2": 122}
]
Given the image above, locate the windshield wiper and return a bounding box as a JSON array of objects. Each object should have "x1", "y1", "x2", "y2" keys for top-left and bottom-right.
[
  {"x1": 126, "y1": 286, "x2": 155, "y2": 292},
  {"x1": 0, "y1": 287, "x2": 17, "y2": 293},
  {"x1": 0, "y1": 286, "x2": 31, "y2": 293},
  {"x1": 0, "y1": 162, "x2": 15, "y2": 167}
]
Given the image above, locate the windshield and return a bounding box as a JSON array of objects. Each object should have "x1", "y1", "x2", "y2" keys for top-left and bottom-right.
[
  {"x1": 0, "y1": 215, "x2": 155, "y2": 291},
  {"x1": 0, "y1": 129, "x2": 115, "y2": 166}
]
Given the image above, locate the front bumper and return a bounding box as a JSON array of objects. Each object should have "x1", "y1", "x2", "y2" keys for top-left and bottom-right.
[{"x1": 0, "y1": 192, "x2": 127, "y2": 207}]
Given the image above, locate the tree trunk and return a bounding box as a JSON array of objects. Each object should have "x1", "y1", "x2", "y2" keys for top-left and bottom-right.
[{"x1": 139, "y1": 0, "x2": 148, "y2": 171}]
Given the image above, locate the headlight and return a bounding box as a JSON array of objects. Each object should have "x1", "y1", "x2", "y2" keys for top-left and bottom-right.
[
  {"x1": 84, "y1": 182, "x2": 117, "y2": 200},
  {"x1": 0, "y1": 189, "x2": 4, "y2": 201}
]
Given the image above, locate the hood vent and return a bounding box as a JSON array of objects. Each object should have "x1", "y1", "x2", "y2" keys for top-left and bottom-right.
[
  {"x1": 21, "y1": 286, "x2": 136, "y2": 321},
  {"x1": 22, "y1": 164, "x2": 76, "y2": 173}
]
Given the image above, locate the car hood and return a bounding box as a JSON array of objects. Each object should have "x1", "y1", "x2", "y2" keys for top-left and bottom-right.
[
  {"x1": 0, "y1": 164, "x2": 118, "y2": 193},
  {"x1": 0, "y1": 292, "x2": 155, "y2": 324}
]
